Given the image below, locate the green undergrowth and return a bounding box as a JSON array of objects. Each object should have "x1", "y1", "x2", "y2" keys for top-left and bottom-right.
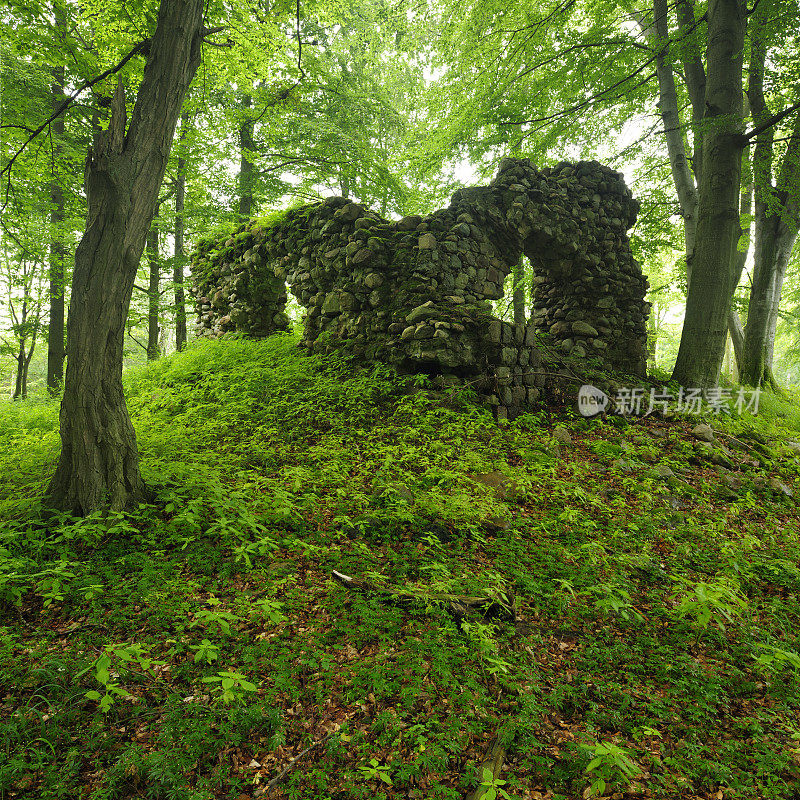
[{"x1": 2, "y1": 335, "x2": 800, "y2": 799}]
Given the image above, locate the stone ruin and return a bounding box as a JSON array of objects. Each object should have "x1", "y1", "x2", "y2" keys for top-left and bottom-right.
[{"x1": 190, "y1": 158, "x2": 650, "y2": 419}]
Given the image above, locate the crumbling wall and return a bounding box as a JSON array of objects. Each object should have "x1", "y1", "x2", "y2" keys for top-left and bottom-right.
[{"x1": 191, "y1": 158, "x2": 649, "y2": 418}]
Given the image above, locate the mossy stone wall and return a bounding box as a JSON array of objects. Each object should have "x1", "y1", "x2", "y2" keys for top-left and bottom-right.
[{"x1": 191, "y1": 158, "x2": 649, "y2": 419}]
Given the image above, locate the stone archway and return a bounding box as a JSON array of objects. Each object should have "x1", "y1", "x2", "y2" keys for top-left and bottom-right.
[{"x1": 191, "y1": 157, "x2": 650, "y2": 418}]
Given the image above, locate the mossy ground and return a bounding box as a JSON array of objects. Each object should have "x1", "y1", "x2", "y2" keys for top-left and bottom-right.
[{"x1": 2, "y1": 335, "x2": 800, "y2": 800}]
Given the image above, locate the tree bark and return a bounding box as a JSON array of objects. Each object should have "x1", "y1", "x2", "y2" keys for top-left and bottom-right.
[
  {"x1": 671, "y1": 0, "x2": 746, "y2": 388},
  {"x1": 47, "y1": 2, "x2": 67, "y2": 395},
  {"x1": 46, "y1": 0, "x2": 205, "y2": 514},
  {"x1": 146, "y1": 216, "x2": 161, "y2": 360},
  {"x1": 174, "y1": 115, "x2": 188, "y2": 352},
  {"x1": 238, "y1": 93, "x2": 255, "y2": 220}
]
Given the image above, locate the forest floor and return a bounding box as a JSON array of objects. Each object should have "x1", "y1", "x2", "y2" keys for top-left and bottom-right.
[{"x1": 2, "y1": 335, "x2": 800, "y2": 800}]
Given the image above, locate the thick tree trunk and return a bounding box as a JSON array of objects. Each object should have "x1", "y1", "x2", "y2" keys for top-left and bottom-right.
[
  {"x1": 671, "y1": 0, "x2": 746, "y2": 388},
  {"x1": 238, "y1": 94, "x2": 255, "y2": 220},
  {"x1": 146, "y1": 218, "x2": 161, "y2": 360},
  {"x1": 46, "y1": 0, "x2": 204, "y2": 514},
  {"x1": 47, "y1": 4, "x2": 67, "y2": 394},
  {"x1": 174, "y1": 121, "x2": 188, "y2": 352}
]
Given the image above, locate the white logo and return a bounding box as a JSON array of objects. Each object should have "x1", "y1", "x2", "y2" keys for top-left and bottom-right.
[{"x1": 578, "y1": 384, "x2": 609, "y2": 417}]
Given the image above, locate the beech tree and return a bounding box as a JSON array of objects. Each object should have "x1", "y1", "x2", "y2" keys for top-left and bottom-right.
[
  {"x1": 740, "y1": 2, "x2": 800, "y2": 385},
  {"x1": 44, "y1": 0, "x2": 206, "y2": 513},
  {"x1": 662, "y1": 0, "x2": 746, "y2": 388},
  {"x1": 638, "y1": 0, "x2": 800, "y2": 387}
]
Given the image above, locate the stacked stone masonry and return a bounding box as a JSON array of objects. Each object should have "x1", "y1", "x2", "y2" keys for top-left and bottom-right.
[{"x1": 191, "y1": 158, "x2": 650, "y2": 419}]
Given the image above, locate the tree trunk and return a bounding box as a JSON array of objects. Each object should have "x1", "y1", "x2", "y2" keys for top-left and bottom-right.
[
  {"x1": 21, "y1": 333, "x2": 36, "y2": 399},
  {"x1": 146, "y1": 217, "x2": 161, "y2": 360},
  {"x1": 741, "y1": 219, "x2": 796, "y2": 384},
  {"x1": 46, "y1": 0, "x2": 204, "y2": 514},
  {"x1": 47, "y1": 2, "x2": 67, "y2": 395},
  {"x1": 644, "y1": 0, "x2": 699, "y2": 262},
  {"x1": 675, "y1": 0, "x2": 706, "y2": 186},
  {"x1": 671, "y1": 0, "x2": 746, "y2": 388},
  {"x1": 512, "y1": 257, "x2": 525, "y2": 329},
  {"x1": 12, "y1": 330, "x2": 37, "y2": 400},
  {"x1": 174, "y1": 114, "x2": 188, "y2": 352},
  {"x1": 727, "y1": 151, "x2": 752, "y2": 376},
  {"x1": 728, "y1": 307, "x2": 744, "y2": 375},
  {"x1": 13, "y1": 342, "x2": 26, "y2": 400},
  {"x1": 238, "y1": 93, "x2": 255, "y2": 220},
  {"x1": 740, "y1": 20, "x2": 800, "y2": 386},
  {"x1": 647, "y1": 312, "x2": 658, "y2": 364}
]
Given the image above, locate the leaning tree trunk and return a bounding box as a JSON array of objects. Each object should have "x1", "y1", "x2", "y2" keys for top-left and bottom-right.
[
  {"x1": 671, "y1": 0, "x2": 746, "y2": 388},
  {"x1": 46, "y1": 0, "x2": 204, "y2": 514},
  {"x1": 174, "y1": 114, "x2": 188, "y2": 352},
  {"x1": 47, "y1": 3, "x2": 67, "y2": 395},
  {"x1": 146, "y1": 217, "x2": 161, "y2": 360}
]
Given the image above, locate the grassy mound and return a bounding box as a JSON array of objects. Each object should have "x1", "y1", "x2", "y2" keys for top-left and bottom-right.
[{"x1": 2, "y1": 335, "x2": 800, "y2": 799}]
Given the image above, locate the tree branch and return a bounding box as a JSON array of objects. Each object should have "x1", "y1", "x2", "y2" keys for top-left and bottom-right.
[
  {"x1": 744, "y1": 100, "x2": 800, "y2": 141},
  {"x1": 1, "y1": 38, "x2": 151, "y2": 201}
]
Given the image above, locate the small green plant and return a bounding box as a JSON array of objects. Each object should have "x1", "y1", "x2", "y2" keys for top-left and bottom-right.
[
  {"x1": 753, "y1": 643, "x2": 800, "y2": 675},
  {"x1": 584, "y1": 584, "x2": 644, "y2": 623},
  {"x1": 250, "y1": 597, "x2": 288, "y2": 624},
  {"x1": 357, "y1": 758, "x2": 393, "y2": 785},
  {"x1": 232, "y1": 534, "x2": 279, "y2": 567},
  {"x1": 476, "y1": 767, "x2": 514, "y2": 799},
  {"x1": 670, "y1": 577, "x2": 747, "y2": 636},
  {"x1": 78, "y1": 643, "x2": 164, "y2": 712},
  {"x1": 202, "y1": 670, "x2": 258, "y2": 704},
  {"x1": 633, "y1": 726, "x2": 662, "y2": 742},
  {"x1": 405, "y1": 723, "x2": 429, "y2": 753},
  {"x1": 583, "y1": 741, "x2": 641, "y2": 797},
  {"x1": 190, "y1": 597, "x2": 241, "y2": 636},
  {"x1": 460, "y1": 620, "x2": 513, "y2": 676},
  {"x1": 35, "y1": 560, "x2": 78, "y2": 607},
  {"x1": 189, "y1": 638, "x2": 220, "y2": 664}
]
